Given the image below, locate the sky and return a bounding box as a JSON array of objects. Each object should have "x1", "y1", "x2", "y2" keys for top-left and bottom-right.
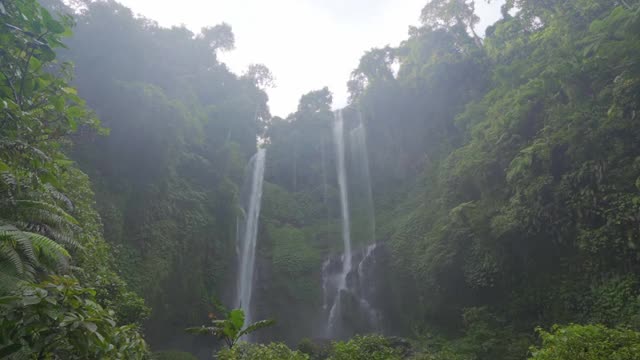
[{"x1": 114, "y1": 0, "x2": 504, "y2": 117}]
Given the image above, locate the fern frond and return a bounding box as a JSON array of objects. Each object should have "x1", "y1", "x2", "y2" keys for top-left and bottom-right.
[
  {"x1": 0, "y1": 240, "x2": 25, "y2": 276},
  {"x1": 39, "y1": 225, "x2": 81, "y2": 250},
  {"x1": 11, "y1": 230, "x2": 37, "y2": 265},
  {"x1": 0, "y1": 139, "x2": 51, "y2": 163},
  {"x1": 19, "y1": 223, "x2": 81, "y2": 250},
  {"x1": 28, "y1": 232, "x2": 70, "y2": 260},
  {"x1": 44, "y1": 183, "x2": 74, "y2": 211},
  {"x1": 14, "y1": 200, "x2": 79, "y2": 226}
]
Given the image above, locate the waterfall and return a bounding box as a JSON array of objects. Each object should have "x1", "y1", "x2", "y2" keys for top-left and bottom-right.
[
  {"x1": 349, "y1": 117, "x2": 376, "y2": 244},
  {"x1": 334, "y1": 110, "x2": 353, "y2": 290},
  {"x1": 326, "y1": 110, "x2": 352, "y2": 335},
  {"x1": 236, "y1": 148, "x2": 267, "y2": 332},
  {"x1": 323, "y1": 110, "x2": 381, "y2": 338}
]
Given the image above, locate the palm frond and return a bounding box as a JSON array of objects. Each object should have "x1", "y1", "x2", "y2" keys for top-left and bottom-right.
[
  {"x1": 238, "y1": 319, "x2": 276, "y2": 338},
  {"x1": 185, "y1": 326, "x2": 221, "y2": 336}
]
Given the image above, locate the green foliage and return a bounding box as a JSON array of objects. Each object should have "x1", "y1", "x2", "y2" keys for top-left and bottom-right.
[
  {"x1": 329, "y1": 335, "x2": 404, "y2": 360},
  {"x1": 217, "y1": 342, "x2": 309, "y2": 360},
  {"x1": 0, "y1": 0, "x2": 99, "y2": 285},
  {"x1": 260, "y1": 0, "x2": 640, "y2": 355},
  {"x1": 530, "y1": 324, "x2": 640, "y2": 360},
  {"x1": 371, "y1": 1, "x2": 640, "y2": 349},
  {"x1": 23, "y1": 0, "x2": 640, "y2": 357},
  {"x1": 186, "y1": 308, "x2": 275, "y2": 349},
  {"x1": 0, "y1": 276, "x2": 149, "y2": 359},
  {"x1": 44, "y1": 0, "x2": 271, "y2": 345},
  {"x1": 153, "y1": 351, "x2": 199, "y2": 360},
  {"x1": 0, "y1": 0, "x2": 149, "y2": 355},
  {"x1": 297, "y1": 338, "x2": 332, "y2": 360},
  {"x1": 270, "y1": 225, "x2": 321, "y2": 280},
  {"x1": 585, "y1": 277, "x2": 640, "y2": 328}
]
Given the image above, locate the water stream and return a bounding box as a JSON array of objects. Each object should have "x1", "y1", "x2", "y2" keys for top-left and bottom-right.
[
  {"x1": 236, "y1": 148, "x2": 267, "y2": 332},
  {"x1": 323, "y1": 110, "x2": 381, "y2": 338}
]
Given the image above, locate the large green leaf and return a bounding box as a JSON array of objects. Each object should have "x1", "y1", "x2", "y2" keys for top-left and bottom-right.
[
  {"x1": 227, "y1": 309, "x2": 245, "y2": 335},
  {"x1": 238, "y1": 319, "x2": 276, "y2": 338}
]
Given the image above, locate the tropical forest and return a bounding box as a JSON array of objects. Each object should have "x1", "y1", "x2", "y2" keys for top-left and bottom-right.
[{"x1": 1, "y1": 0, "x2": 640, "y2": 359}]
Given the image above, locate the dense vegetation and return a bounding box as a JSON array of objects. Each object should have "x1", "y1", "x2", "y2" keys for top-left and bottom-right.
[{"x1": 2, "y1": 0, "x2": 640, "y2": 359}]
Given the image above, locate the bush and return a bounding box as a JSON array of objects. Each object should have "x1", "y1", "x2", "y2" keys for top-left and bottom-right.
[
  {"x1": 154, "y1": 350, "x2": 199, "y2": 360},
  {"x1": 217, "y1": 342, "x2": 309, "y2": 360},
  {"x1": 0, "y1": 276, "x2": 149, "y2": 359},
  {"x1": 297, "y1": 338, "x2": 332, "y2": 360},
  {"x1": 529, "y1": 324, "x2": 640, "y2": 360},
  {"x1": 329, "y1": 335, "x2": 403, "y2": 360}
]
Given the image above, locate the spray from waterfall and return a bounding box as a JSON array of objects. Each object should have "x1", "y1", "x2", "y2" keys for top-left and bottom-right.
[{"x1": 236, "y1": 148, "x2": 267, "y2": 334}]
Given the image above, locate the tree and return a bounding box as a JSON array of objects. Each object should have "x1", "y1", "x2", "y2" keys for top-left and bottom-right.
[
  {"x1": 186, "y1": 308, "x2": 275, "y2": 349},
  {"x1": 200, "y1": 23, "x2": 235, "y2": 52},
  {"x1": 348, "y1": 47, "x2": 397, "y2": 103},
  {"x1": 420, "y1": 0, "x2": 482, "y2": 44},
  {"x1": 296, "y1": 87, "x2": 333, "y2": 115},
  {"x1": 0, "y1": 0, "x2": 100, "y2": 285},
  {"x1": 243, "y1": 64, "x2": 275, "y2": 90}
]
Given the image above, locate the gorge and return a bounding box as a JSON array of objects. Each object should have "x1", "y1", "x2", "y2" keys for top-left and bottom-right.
[{"x1": 2, "y1": 0, "x2": 640, "y2": 359}]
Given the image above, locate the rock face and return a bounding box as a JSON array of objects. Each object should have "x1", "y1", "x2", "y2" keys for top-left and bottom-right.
[{"x1": 322, "y1": 243, "x2": 386, "y2": 339}]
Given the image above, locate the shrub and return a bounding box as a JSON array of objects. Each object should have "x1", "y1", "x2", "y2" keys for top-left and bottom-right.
[
  {"x1": 529, "y1": 324, "x2": 640, "y2": 360},
  {"x1": 329, "y1": 335, "x2": 403, "y2": 360},
  {"x1": 0, "y1": 276, "x2": 149, "y2": 359},
  {"x1": 217, "y1": 342, "x2": 309, "y2": 360},
  {"x1": 154, "y1": 350, "x2": 198, "y2": 360}
]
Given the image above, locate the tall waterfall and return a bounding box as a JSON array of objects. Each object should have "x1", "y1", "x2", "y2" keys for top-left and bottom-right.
[
  {"x1": 236, "y1": 148, "x2": 266, "y2": 331},
  {"x1": 326, "y1": 110, "x2": 352, "y2": 334},
  {"x1": 349, "y1": 118, "x2": 376, "y2": 244},
  {"x1": 323, "y1": 110, "x2": 381, "y2": 338}
]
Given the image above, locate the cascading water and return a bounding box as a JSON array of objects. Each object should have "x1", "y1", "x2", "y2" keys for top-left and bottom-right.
[
  {"x1": 323, "y1": 110, "x2": 381, "y2": 338},
  {"x1": 236, "y1": 148, "x2": 266, "y2": 333},
  {"x1": 349, "y1": 119, "x2": 375, "y2": 242},
  {"x1": 326, "y1": 110, "x2": 352, "y2": 335}
]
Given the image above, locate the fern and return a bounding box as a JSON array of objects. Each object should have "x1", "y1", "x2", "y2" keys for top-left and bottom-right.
[
  {"x1": 0, "y1": 170, "x2": 79, "y2": 283},
  {"x1": 0, "y1": 241, "x2": 25, "y2": 277}
]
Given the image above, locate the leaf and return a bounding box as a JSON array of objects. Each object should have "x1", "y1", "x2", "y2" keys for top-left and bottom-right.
[
  {"x1": 0, "y1": 344, "x2": 22, "y2": 358},
  {"x1": 83, "y1": 321, "x2": 98, "y2": 333},
  {"x1": 22, "y1": 295, "x2": 42, "y2": 305},
  {"x1": 228, "y1": 309, "x2": 245, "y2": 329},
  {"x1": 0, "y1": 296, "x2": 20, "y2": 305},
  {"x1": 41, "y1": 8, "x2": 65, "y2": 34},
  {"x1": 62, "y1": 87, "x2": 78, "y2": 95},
  {"x1": 52, "y1": 96, "x2": 65, "y2": 112},
  {"x1": 185, "y1": 326, "x2": 219, "y2": 335},
  {"x1": 238, "y1": 319, "x2": 275, "y2": 338}
]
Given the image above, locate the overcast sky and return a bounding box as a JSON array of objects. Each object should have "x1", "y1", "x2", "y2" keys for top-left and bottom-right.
[{"x1": 115, "y1": 0, "x2": 504, "y2": 117}]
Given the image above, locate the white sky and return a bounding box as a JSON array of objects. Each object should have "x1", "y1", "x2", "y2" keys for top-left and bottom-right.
[{"x1": 114, "y1": 0, "x2": 504, "y2": 117}]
